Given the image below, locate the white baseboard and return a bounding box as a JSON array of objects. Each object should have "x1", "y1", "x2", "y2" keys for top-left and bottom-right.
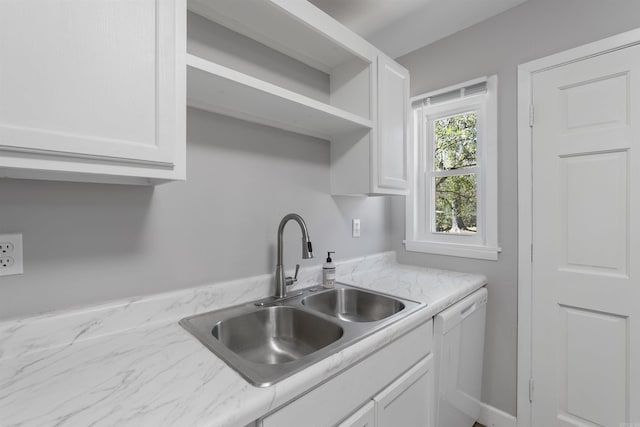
[{"x1": 478, "y1": 402, "x2": 517, "y2": 427}]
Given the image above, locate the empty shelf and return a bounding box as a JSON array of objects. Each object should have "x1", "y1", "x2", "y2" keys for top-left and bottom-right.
[{"x1": 187, "y1": 54, "x2": 373, "y2": 140}]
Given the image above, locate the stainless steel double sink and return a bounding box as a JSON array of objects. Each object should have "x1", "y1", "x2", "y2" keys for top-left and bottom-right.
[{"x1": 179, "y1": 283, "x2": 423, "y2": 387}]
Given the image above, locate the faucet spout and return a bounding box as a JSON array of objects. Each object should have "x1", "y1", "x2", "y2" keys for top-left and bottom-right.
[{"x1": 275, "y1": 213, "x2": 313, "y2": 299}]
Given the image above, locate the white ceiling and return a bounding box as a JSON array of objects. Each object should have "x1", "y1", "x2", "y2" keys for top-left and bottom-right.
[{"x1": 308, "y1": 0, "x2": 529, "y2": 58}]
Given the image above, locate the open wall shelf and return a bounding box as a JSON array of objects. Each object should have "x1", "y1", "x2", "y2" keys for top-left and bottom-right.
[
  {"x1": 187, "y1": 54, "x2": 373, "y2": 140},
  {"x1": 185, "y1": 0, "x2": 409, "y2": 196}
]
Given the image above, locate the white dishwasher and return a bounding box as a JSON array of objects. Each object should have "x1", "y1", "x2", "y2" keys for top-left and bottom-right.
[{"x1": 434, "y1": 287, "x2": 488, "y2": 427}]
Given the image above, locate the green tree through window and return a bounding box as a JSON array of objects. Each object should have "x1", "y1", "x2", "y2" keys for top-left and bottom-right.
[{"x1": 433, "y1": 112, "x2": 477, "y2": 234}]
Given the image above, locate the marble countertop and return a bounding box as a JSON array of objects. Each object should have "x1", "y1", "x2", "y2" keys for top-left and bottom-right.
[{"x1": 0, "y1": 252, "x2": 486, "y2": 427}]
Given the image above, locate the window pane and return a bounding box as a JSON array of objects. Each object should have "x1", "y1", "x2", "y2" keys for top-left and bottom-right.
[
  {"x1": 433, "y1": 112, "x2": 477, "y2": 171},
  {"x1": 434, "y1": 174, "x2": 477, "y2": 234}
]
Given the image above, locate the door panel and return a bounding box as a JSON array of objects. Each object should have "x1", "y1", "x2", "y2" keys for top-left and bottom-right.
[
  {"x1": 563, "y1": 73, "x2": 628, "y2": 130},
  {"x1": 563, "y1": 307, "x2": 628, "y2": 427},
  {"x1": 532, "y1": 44, "x2": 640, "y2": 426},
  {"x1": 562, "y1": 152, "x2": 627, "y2": 274}
]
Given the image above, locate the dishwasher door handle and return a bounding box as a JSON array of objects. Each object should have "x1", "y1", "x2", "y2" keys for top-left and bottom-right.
[{"x1": 460, "y1": 302, "x2": 477, "y2": 319}]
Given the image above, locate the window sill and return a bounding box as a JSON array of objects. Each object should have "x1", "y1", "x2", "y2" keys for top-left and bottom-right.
[{"x1": 404, "y1": 240, "x2": 501, "y2": 261}]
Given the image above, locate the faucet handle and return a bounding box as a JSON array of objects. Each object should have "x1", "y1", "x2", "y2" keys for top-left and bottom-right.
[{"x1": 285, "y1": 264, "x2": 300, "y2": 286}]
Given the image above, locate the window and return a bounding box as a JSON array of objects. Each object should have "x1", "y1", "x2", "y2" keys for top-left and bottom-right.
[{"x1": 405, "y1": 76, "x2": 500, "y2": 260}]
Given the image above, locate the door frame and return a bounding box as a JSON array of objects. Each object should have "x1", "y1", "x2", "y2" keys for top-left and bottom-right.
[{"x1": 516, "y1": 27, "x2": 640, "y2": 427}]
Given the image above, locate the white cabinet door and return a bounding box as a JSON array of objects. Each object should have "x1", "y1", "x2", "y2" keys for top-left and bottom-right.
[
  {"x1": 374, "y1": 54, "x2": 409, "y2": 195},
  {"x1": 374, "y1": 355, "x2": 434, "y2": 427},
  {"x1": 337, "y1": 401, "x2": 375, "y2": 427},
  {"x1": 0, "y1": 0, "x2": 185, "y2": 184}
]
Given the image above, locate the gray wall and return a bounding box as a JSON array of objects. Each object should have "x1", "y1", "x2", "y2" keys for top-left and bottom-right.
[
  {"x1": 0, "y1": 108, "x2": 392, "y2": 319},
  {"x1": 393, "y1": 0, "x2": 640, "y2": 416}
]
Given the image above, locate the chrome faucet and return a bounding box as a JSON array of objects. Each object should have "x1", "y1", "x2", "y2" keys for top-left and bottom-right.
[{"x1": 275, "y1": 213, "x2": 313, "y2": 298}]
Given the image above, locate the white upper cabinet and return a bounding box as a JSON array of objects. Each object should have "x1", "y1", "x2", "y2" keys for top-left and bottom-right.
[
  {"x1": 0, "y1": 0, "x2": 186, "y2": 185},
  {"x1": 375, "y1": 54, "x2": 410, "y2": 194},
  {"x1": 2, "y1": 0, "x2": 410, "y2": 189},
  {"x1": 186, "y1": 0, "x2": 410, "y2": 196},
  {"x1": 331, "y1": 53, "x2": 410, "y2": 196}
]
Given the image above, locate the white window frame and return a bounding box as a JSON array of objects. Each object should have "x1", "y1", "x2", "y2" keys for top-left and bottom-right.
[{"x1": 405, "y1": 75, "x2": 500, "y2": 260}]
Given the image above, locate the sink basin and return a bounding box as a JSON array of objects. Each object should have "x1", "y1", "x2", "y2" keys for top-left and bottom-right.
[
  {"x1": 179, "y1": 283, "x2": 423, "y2": 386},
  {"x1": 302, "y1": 288, "x2": 405, "y2": 322},
  {"x1": 212, "y1": 306, "x2": 343, "y2": 364}
]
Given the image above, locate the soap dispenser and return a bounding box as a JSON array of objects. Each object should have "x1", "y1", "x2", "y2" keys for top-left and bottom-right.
[{"x1": 322, "y1": 251, "x2": 336, "y2": 289}]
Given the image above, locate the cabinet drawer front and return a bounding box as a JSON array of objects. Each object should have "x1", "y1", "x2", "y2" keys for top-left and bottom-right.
[{"x1": 0, "y1": 0, "x2": 180, "y2": 166}]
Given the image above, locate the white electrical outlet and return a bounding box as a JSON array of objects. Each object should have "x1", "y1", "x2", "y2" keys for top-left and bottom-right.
[
  {"x1": 0, "y1": 242, "x2": 14, "y2": 254},
  {"x1": 0, "y1": 257, "x2": 14, "y2": 268},
  {"x1": 0, "y1": 233, "x2": 23, "y2": 276},
  {"x1": 352, "y1": 219, "x2": 361, "y2": 238}
]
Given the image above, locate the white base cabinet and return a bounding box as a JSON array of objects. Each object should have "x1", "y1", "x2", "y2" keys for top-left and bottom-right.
[
  {"x1": 338, "y1": 401, "x2": 375, "y2": 427},
  {"x1": 259, "y1": 320, "x2": 433, "y2": 427},
  {"x1": 339, "y1": 356, "x2": 434, "y2": 427},
  {"x1": 374, "y1": 356, "x2": 434, "y2": 427}
]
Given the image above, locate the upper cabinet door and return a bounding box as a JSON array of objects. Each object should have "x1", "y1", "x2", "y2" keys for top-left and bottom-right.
[
  {"x1": 375, "y1": 54, "x2": 409, "y2": 194},
  {"x1": 0, "y1": 0, "x2": 185, "y2": 184}
]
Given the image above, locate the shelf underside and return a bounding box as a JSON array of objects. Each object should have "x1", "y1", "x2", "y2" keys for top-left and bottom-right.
[{"x1": 187, "y1": 0, "x2": 371, "y2": 74}]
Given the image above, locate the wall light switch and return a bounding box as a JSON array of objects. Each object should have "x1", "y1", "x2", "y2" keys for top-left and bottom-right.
[
  {"x1": 352, "y1": 219, "x2": 361, "y2": 238},
  {"x1": 0, "y1": 233, "x2": 23, "y2": 276}
]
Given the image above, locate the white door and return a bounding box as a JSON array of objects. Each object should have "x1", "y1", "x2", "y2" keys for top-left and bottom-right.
[{"x1": 531, "y1": 44, "x2": 640, "y2": 426}]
